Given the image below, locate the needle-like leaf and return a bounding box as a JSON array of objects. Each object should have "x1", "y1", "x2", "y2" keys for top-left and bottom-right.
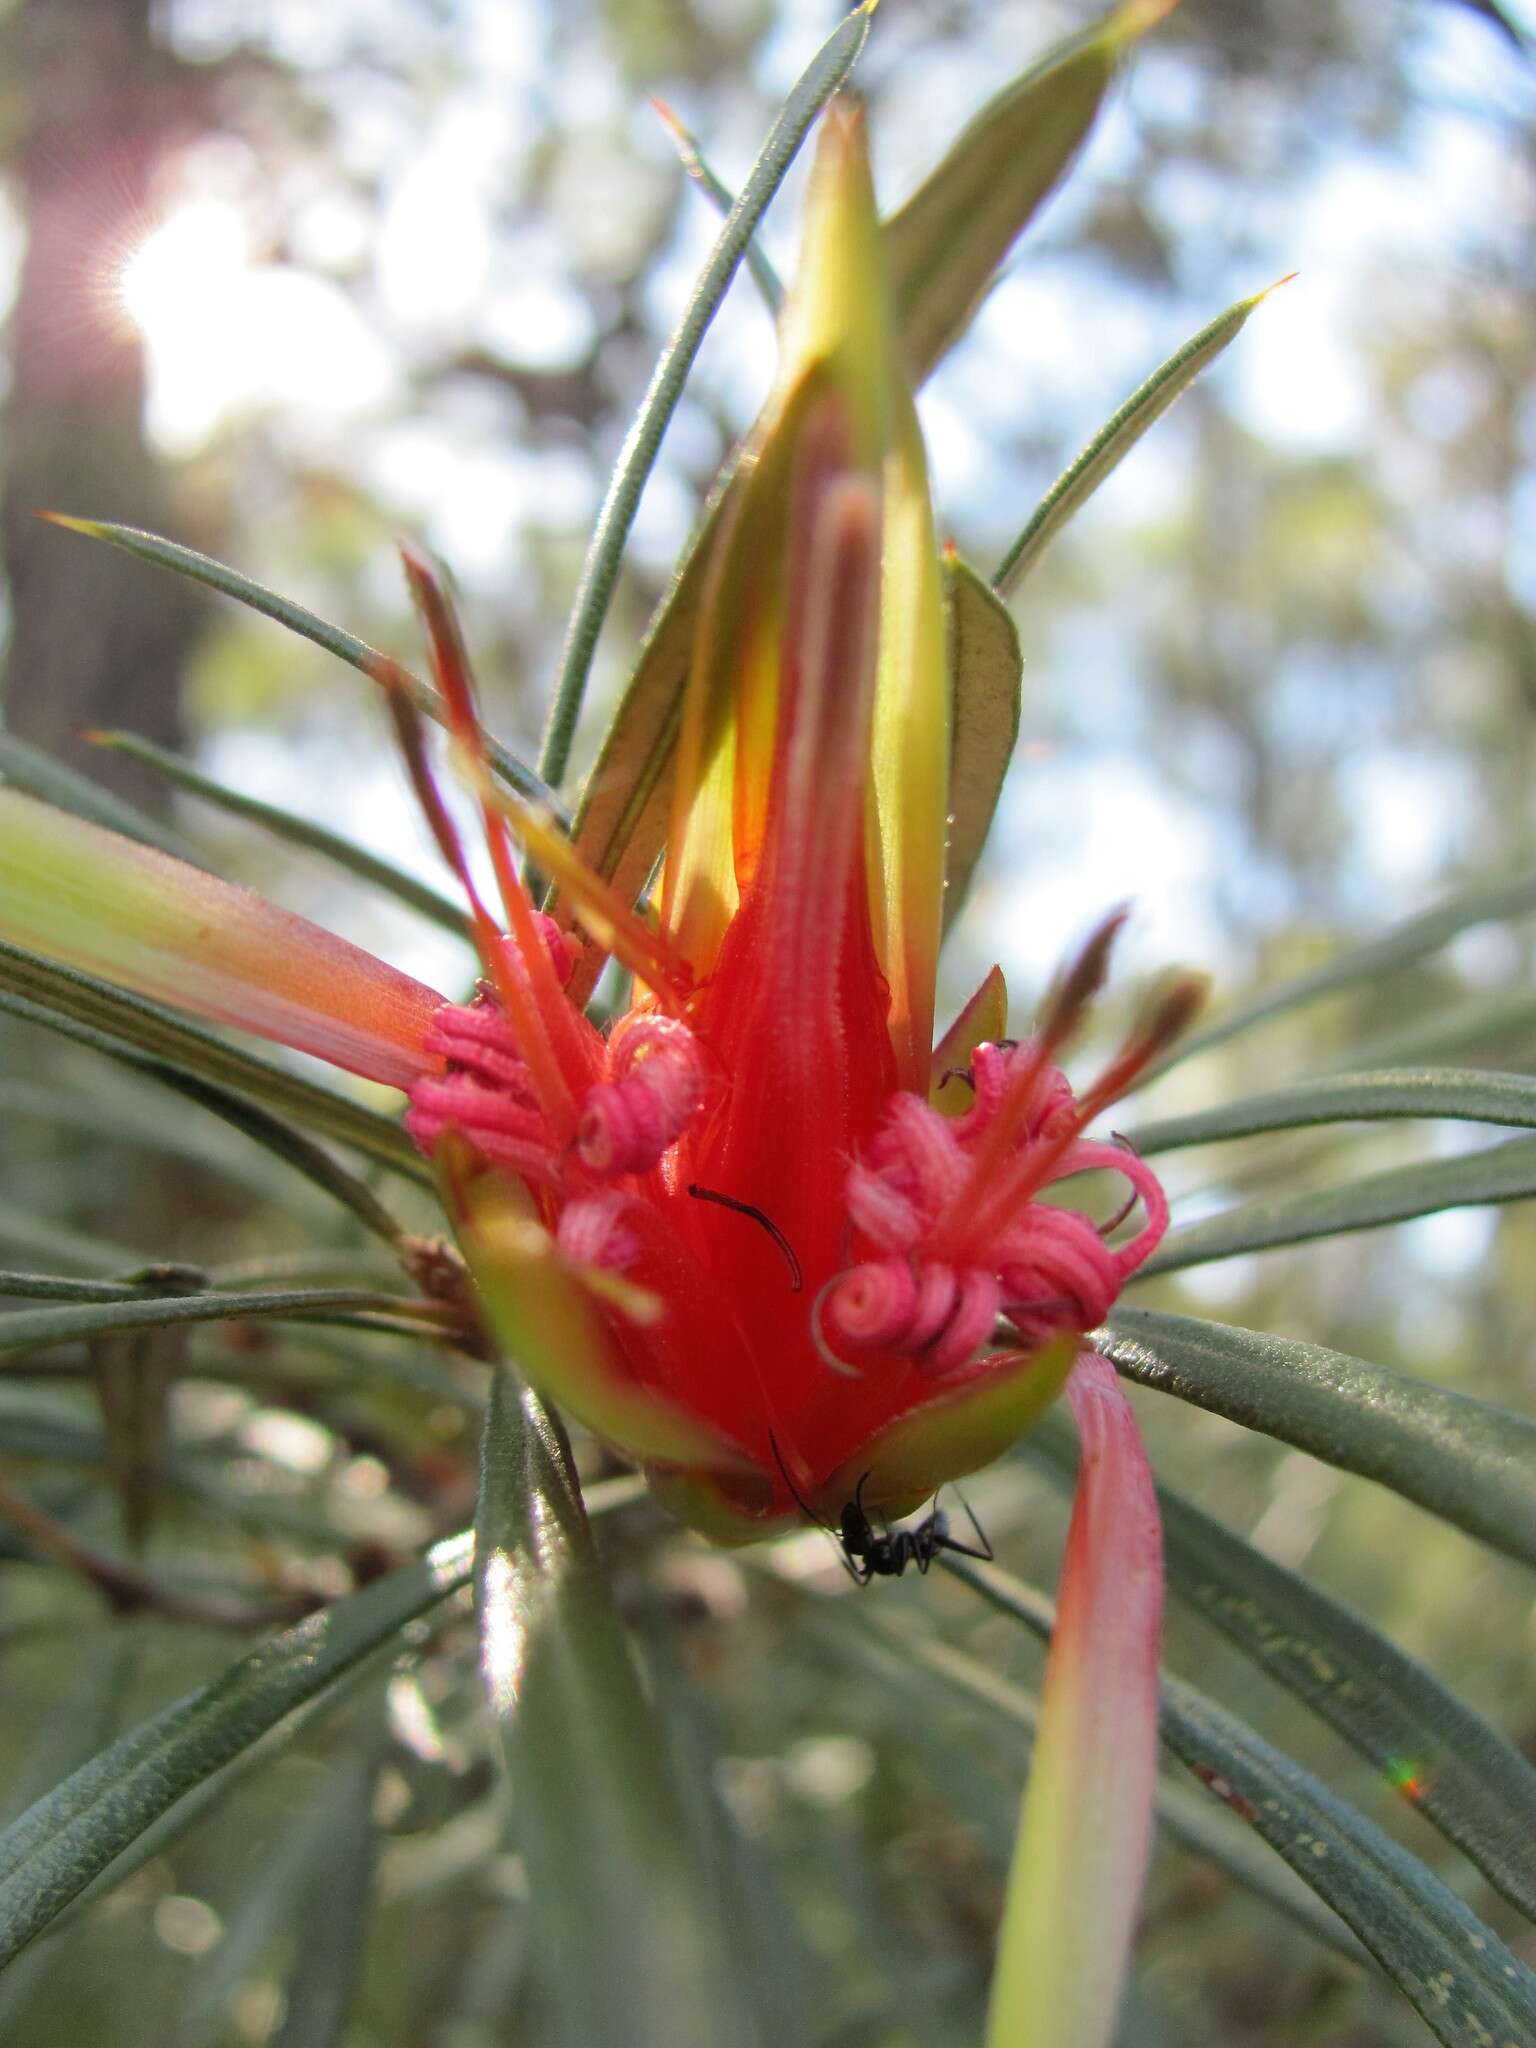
[
  {"x1": 87, "y1": 729, "x2": 470, "y2": 939},
  {"x1": 992, "y1": 286, "x2": 1283, "y2": 595},
  {"x1": 474, "y1": 1373, "x2": 757, "y2": 2048},
  {"x1": 0, "y1": 950, "x2": 429, "y2": 1184},
  {"x1": 1143, "y1": 1132, "x2": 1536, "y2": 1275},
  {"x1": 40, "y1": 518, "x2": 558, "y2": 815},
  {"x1": 1149, "y1": 865, "x2": 1536, "y2": 1079},
  {"x1": 1096, "y1": 1307, "x2": 1536, "y2": 1570},
  {"x1": 950, "y1": 1555, "x2": 1536, "y2": 2048},
  {"x1": 1128, "y1": 1066, "x2": 1536, "y2": 1154},
  {"x1": 1025, "y1": 1410, "x2": 1536, "y2": 1923},
  {"x1": 0, "y1": 1531, "x2": 474, "y2": 1965}
]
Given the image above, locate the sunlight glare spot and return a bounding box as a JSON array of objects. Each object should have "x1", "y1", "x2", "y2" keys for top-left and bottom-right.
[
  {"x1": 119, "y1": 198, "x2": 249, "y2": 337},
  {"x1": 117, "y1": 198, "x2": 393, "y2": 451},
  {"x1": 480, "y1": 1544, "x2": 527, "y2": 1711}
]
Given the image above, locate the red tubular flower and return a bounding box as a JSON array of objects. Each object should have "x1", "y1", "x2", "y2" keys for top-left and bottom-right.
[
  {"x1": 378, "y1": 104, "x2": 1200, "y2": 1541},
  {"x1": 0, "y1": 100, "x2": 1199, "y2": 1545},
  {"x1": 0, "y1": 86, "x2": 1203, "y2": 2048}
]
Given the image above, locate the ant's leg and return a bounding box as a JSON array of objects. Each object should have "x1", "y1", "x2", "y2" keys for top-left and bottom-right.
[{"x1": 946, "y1": 1484, "x2": 994, "y2": 1562}]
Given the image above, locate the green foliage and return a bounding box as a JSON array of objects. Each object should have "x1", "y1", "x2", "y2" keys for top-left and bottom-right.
[{"x1": 2, "y1": 4, "x2": 1535, "y2": 2045}]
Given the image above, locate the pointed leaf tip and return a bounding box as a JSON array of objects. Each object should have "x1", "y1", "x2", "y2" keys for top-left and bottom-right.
[
  {"x1": 986, "y1": 1352, "x2": 1162, "y2": 2048},
  {"x1": 0, "y1": 789, "x2": 445, "y2": 1089},
  {"x1": 1248, "y1": 269, "x2": 1298, "y2": 310},
  {"x1": 1110, "y1": 0, "x2": 1182, "y2": 39}
]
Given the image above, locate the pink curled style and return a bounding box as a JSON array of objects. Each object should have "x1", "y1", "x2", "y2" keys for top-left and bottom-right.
[
  {"x1": 575, "y1": 1013, "x2": 706, "y2": 1178},
  {"x1": 818, "y1": 1257, "x2": 1003, "y2": 1381},
  {"x1": 821, "y1": 1257, "x2": 920, "y2": 1351}
]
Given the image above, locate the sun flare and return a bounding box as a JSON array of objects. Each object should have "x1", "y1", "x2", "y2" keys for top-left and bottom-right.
[
  {"x1": 118, "y1": 198, "x2": 251, "y2": 338},
  {"x1": 115, "y1": 195, "x2": 390, "y2": 450}
]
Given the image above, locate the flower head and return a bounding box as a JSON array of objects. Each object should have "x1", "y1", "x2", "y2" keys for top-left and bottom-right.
[
  {"x1": 0, "y1": 99, "x2": 1199, "y2": 1546},
  {"x1": 0, "y1": 69, "x2": 1202, "y2": 2048},
  {"x1": 368, "y1": 104, "x2": 1199, "y2": 1539}
]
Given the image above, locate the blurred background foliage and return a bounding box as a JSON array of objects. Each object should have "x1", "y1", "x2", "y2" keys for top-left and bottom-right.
[{"x1": 1, "y1": 1, "x2": 1535, "y2": 2042}]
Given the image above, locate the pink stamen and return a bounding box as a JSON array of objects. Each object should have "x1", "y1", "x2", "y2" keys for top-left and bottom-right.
[
  {"x1": 405, "y1": 1079, "x2": 561, "y2": 1182},
  {"x1": 408, "y1": 987, "x2": 708, "y2": 1191},
  {"x1": 919, "y1": 1268, "x2": 1002, "y2": 1375},
  {"x1": 823, "y1": 1031, "x2": 1171, "y2": 1384},
  {"x1": 822, "y1": 1257, "x2": 919, "y2": 1350},
  {"x1": 575, "y1": 1014, "x2": 706, "y2": 1178}
]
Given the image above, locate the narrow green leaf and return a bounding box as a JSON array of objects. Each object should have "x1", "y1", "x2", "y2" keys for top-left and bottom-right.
[
  {"x1": 177, "y1": 1753, "x2": 369, "y2": 2048},
  {"x1": 0, "y1": 1628, "x2": 140, "y2": 1828},
  {"x1": 1150, "y1": 866, "x2": 1536, "y2": 1079},
  {"x1": 26, "y1": 1473, "x2": 639, "y2": 1952},
  {"x1": 475, "y1": 1373, "x2": 756, "y2": 2048},
  {"x1": 0, "y1": 1531, "x2": 473, "y2": 1965},
  {"x1": 0, "y1": 1284, "x2": 443, "y2": 1353},
  {"x1": 134, "y1": 1069, "x2": 410, "y2": 1245},
  {"x1": 1143, "y1": 1131, "x2": 1536, "y2": 1276},
  {"x1": 0, "y1": 729, "x2": 200, "y2": 864},
  {"x1": 1339, "y1": 987, "x2": 1536, "y2": 1073},
  {"x1": 0, "y1": 1626, "x2": 144, "y2": 2033},
  {"x1": 1129, "y1": 1066, "x2": 1536, "y2": 1155},
  {"x1": 884, "y1": 3, "x2": 1150, "y2": 380},
  {"x1": 943, "y1": 557, "x2": 1021, "y2": 931},
  {"x1": 1153, "y1": 1679, "x2": 1536, "y2": 2048},
  {"x1": 780, "y1": 1577, "x2": 1370, "y2": 1971},
  {"x1": 1025, "y1": 1412, "x2": 1536, "y2": 1923},
  {"x1": 0, "y1": 946, "x2": 430, "y2": 1185},
  {"x1": 0, "y1": 1203, "x2": 136, "y2": 1276},
  {"x1": 5, "y1": 1056, "x2": 411, "y2": 1243},
  {"x1": 271, "y1": 1754, "x2": 381, "y2": 2048},
  {"x1": 538, "y1": 3, "x2": 873, "y2": 789},
  {"x1": 0, "y1": 1269, "x2": 202, "y2": 1300},
  {"x1": 993, "y1": 288, "x2": 1277, "y2": 594},
  {"x1": 655, "y1": 98, "x2": 785, "y2": 314},
  {"x1": 89, "y1": 730, "x2": 470, "y2": 939},
  {"x1": 1096, "y1": 1307, "x2": 1536, "y2": 1571},
  {"x1": 948, "y1": 1557, "x2": 1536, "y2": 2048},
  {"x1": 642, "y1": 1610, "x2": 819, "y2": 2039},
  {"x1": 44, "y1": 519, "x2": 558, "y2": 816}
]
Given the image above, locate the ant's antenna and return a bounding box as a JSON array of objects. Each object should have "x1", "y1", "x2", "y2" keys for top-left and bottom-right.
[
  {"x1": 768, "y1": 1429, "x2": 830, "y2": 1531},
  {"x1": 687, "y1": 1184, "x2": 803, "y2": 1291},
  {"x1": 769, "y1": 1431, "x2": 861, "y2": 1584}
]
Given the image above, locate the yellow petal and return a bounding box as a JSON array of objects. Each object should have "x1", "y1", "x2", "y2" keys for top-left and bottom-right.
[
  {"x1": 819, "y1": 1335, "x2": 1075, "y2": 1515},
  {"x1": 866, "y1": 386, "x2": 949, "y2": 1091},
  {"x1": 662, "y1": 100, "x2": 894, "y2": 975},
  {"x1": 643, "y1": 1465, "x2": 796, "y2": 1547},
  {"x1": 930, "y1": 964, "x2": 1009, "y2": 1115}
]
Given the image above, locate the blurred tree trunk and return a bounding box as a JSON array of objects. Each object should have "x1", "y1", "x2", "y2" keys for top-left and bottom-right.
[{"x1": 0, "y1": 0, "x2": 205, "y2": 809}]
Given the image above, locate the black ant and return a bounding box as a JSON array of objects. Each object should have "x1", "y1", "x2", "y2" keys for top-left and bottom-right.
[
  {"x1": 771, "y1": 1435, "x2": 994, "y2": 1585},
  {"x1": 836, "y1": 1472, "x2": 995, "y2": 1584}
]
